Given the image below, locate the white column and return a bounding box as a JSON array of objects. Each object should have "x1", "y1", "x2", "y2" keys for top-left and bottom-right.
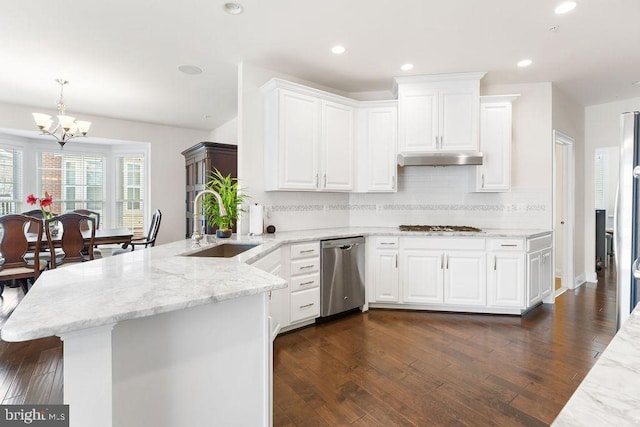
[{"x1": 59, "y1": 324, "x2": 115, "y2": 427}]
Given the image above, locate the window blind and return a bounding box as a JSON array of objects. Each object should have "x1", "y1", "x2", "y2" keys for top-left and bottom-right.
[
  {"x1": 37, "y1": 151, "x2": 105, "y2": 219},
  {"x1": 0, "y1": 148, "x2": 22, "y2": 214},
  {"x1": 116, "y1": 156, "x2": 145, "y2": 238}
]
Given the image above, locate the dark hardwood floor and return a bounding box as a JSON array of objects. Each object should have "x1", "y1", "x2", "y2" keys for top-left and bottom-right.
[
  {"x1": 273, "y1": 269, "x2": 617, "y2": 426},
  {"x1": 0, "y1": 265, "x2": 617, "y2": 426},
  {"x1": 0, "y1": 285, "x2": 63, "y2": 405}
]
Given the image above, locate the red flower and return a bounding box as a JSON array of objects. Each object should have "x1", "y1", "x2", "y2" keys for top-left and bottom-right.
[
  {"x1": 41, "y1": 193, "x2": 53, "y2": 207},
  {"x1": 26, "y1": 194, "x2": 37, "y2": 205}
]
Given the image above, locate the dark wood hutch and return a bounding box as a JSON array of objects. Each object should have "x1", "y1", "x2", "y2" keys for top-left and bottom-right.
[{"x1": 181, "y1": 142, "x2": 238, "y2": 238}]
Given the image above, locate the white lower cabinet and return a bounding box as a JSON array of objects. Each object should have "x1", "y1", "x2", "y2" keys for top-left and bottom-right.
[
  {"x1": 401, "y1": 249, "x2": 443, "y2": 304},
  {"x1": 369, "y1": 233, "x2": 552, "y2": 314},
  {"x1": 286, "y1": 241, "x2": 321, "y2": 328},
  {"x1": 527, "y1": 235, "x2": 553, "y2": 307},
  {"x1": 487, "y1": 239, "x2": 525, "y2": 308},
  {"x1": 250, "y1": 249, "x2": 287, "y2": 340},
  {"x1": 444, "y1": 251, "x2": 486, "y2": 306}
]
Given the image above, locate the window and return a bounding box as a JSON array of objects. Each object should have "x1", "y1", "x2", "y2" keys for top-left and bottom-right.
[
  {"x1": 0, "y1": 148, "x2": 22, "y2": 215},
  {"x1": 38, "y1": 152, "x2": 105, "y2": 219},
  {"x1": 117, "y1": 156, "x2": 145, "y2": 238}
]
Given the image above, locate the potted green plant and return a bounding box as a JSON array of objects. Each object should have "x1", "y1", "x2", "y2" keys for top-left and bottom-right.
[{"x1": 203, "y1": 169, "x2": 248, "y2": 238}]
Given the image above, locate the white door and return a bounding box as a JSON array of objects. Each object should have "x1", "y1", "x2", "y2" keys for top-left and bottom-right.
[
  {"x1": 398, "y1": 90, "x2": 438, "y2": 152},
  {"x1": 279, "y1": 90, "x2": 319, "y2": 190},
  {"x1": 401, "y1": 250, "x2": 444, "y2": 304},
  {"x1": 374, "y1": 250, "x2": 399, "y2": 302},
  {"x1": 439, "y1": 89, "x2": 477, "y2": 152},
  {"x1": 321, "y1": 100, "x2": 354, "y2": 191},
  {"x1": 487, "y1": 252, "x2": 525, "y2": 308},
  {"x1": 365, "y1": 106, "x2": 397, "y2": 192},
  {"x1": 444, "y1": 251, "x2": 486, "y2": 305}
]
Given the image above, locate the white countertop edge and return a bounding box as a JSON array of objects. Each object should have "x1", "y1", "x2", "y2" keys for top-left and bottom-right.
[{"x1": 1, "y1": 226, "x2": 551, "y2": 342}]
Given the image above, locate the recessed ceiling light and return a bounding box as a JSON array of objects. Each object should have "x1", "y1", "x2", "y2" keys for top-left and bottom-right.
[
  {"x1": 517, "y1": 59, "x2": 533, "y2": 68},
  {"x1": 331, "y1": 45, "x2": 346, "y2": 55},
  {"x1": 633, "y1": 81, "x2": 640, "y2": 86},
  {"x1": 223, "y1": 2, "x2": 243, "y2": 15},
  {"x1": 401, "y1": 63, "x2": 414, "y2": 71},
  {"x1": 178, "y1": 65, "x2": 203, "y2": 75},
  {"x1": 554, "y1": 1, "x2": 577, "y2": 14}
]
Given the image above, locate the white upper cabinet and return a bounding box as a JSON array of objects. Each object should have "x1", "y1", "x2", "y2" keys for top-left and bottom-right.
[
  {"x1": 356, "y1": 101, "x2": 398, "y2": 192},
  {"x1": 475, "y1": 95, "x2": 519, "y2": 192},
  {"x1": 262, "y1": 79, "x2": 356, "y2": 192},
  {"x1": 321, "y1": 100, "x2": 355, "y2": 191},
  {"x1": 395, "y1": 72, "x2": 485, "y2": 154}
]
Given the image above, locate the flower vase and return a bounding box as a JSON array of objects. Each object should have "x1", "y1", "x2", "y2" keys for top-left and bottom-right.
[{"x1": 49, "y1": 221, "x2": 60, "y2": 238}]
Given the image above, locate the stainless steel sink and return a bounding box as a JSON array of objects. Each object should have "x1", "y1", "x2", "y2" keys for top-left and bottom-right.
[{"x1": 185, "y1": 243, "x2": 259, "y2": 258}]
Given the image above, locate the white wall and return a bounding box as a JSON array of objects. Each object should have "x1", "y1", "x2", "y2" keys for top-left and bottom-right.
[
  {"x1": 208, "y1": 117, "x2": 238, "y2": 145},
  {"x1": 585, "y1": 97, "x2": 640, "y2": 282},
  {"x1": 236, "y1": 63, "x2": 350, "y2": 234},
  {"x1": 349, "y1": 82, "x2": 554, "y2": 230},
  {"x1": 552, "y1": 85, "x2": 585, "y2": 285},
  {"x1": 0, "y1": 101, "x2": 210, "y2": 244}
]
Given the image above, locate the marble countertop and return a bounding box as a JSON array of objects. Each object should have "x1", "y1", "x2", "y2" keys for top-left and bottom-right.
[
  {"x1": 1, "y1": 226, "x2": 550, "y2": 342},
  {"x1": 552, "y1": 305, "x2": 640, "y2": 426}
]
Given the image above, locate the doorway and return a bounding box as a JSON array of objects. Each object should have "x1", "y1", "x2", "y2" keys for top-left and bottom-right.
[{"x1": 553, "y1": 130, "x2": 575, "y2": 294}]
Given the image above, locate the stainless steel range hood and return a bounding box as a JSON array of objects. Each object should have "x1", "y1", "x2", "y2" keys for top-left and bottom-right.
[{"x1": 397, "y1": 152, "x2": 484, "y2": 167}]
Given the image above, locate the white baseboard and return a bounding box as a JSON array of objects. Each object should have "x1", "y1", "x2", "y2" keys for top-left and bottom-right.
[
  {"x1": 574, "y1": 273, "x2": 587, "y2": 288},
  {"x1": 585, "y1": 271, "x2": 598, "y2": 284}
]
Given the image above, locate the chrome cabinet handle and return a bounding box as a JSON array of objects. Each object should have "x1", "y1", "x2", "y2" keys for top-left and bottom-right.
[
  {"x1": 299, "y1": 249, "x2": 315, "y2": 253},
  {"x1": 380, "y1": 242, "x2": 396, "y2": 245},
  {"x1": 633, "y1": 258, "x2": 640, "y2": 280},
  {"x1": 323, "y1": 173, "x2": 327, "y2": 188},
  {"x1": 300, "y1": 303, "x2": 314, "y2": 309},
  {"x1": 300, "y1": 265, "x2": 315, "y2": 269},
  {"x1": 395, "y1": 254, "x2": 398, "y2": 268},
  {"x1": 494, "y1": 256, "x2": 497, "y2": 271},
  {"x1": 482, "y1": 173, "x2": 485, "y2": 188},
  {"x1": 299, "y1": 280, "x2": 315, "y2": 286},
  {"x1": 500, "y1": 244, "x2": 518, "y2": 247},
  {"x1": 445, "y1": 254, "x2": 449, "y2": 269},
  {"x1": 315, "y1": 173, "x2": 319, "y2": 188}
]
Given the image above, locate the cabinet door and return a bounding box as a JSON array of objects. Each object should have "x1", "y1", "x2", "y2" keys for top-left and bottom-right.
[
  {"x1": 362, "y1": 106, "x2": 397, "y2": 192},
  {"x1": 477, "y1": 101, "x2": 512, "y2": 192},
  {"x1": 440, "y1": 89, "x2": 477, "y2": 152},
  {"x1": 278, "y1": 89, "x2": 320, "y2": 190},
  {"x1": 401, "y1": 250, "x2": 444, "y2": 304},
  {"x1": 487, "y1": 252, "x2": 524, "y2": 308},
  {"x1": 374, "y1": 250, "x2": 399, "y2": 302},
  {"x1": 398, "y1": 90, "x2": 438, "y2": 152},
  {"x1": 267, "y1": 264, "x2": 289, "y2": 340},
  {"x1": 527, "y1": 251, "x2": 542, "y2": 306},
  {"x1": 541, "y1": 249, "x2": 553, "y2": 298},
  {"x1": 321, "y1": 101, "x2": 354, "y2": 191},
  {"x1": 444, "y1": 251, "x2": 486, "y2": 306}
]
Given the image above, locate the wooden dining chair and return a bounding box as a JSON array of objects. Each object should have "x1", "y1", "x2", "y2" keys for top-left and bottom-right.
[
  {"x1": 72, "y1": 209, "x2": 101, "y2": 230},
  {"x1": 112, "y1": 209, "x2": 162, "y2": 255},
  {"x1": 71, "y1": 209, "x2": 102, "y2": 258},
  {"x1": 0, "y1": 214, "x2": 48, "y2": 295},
  {"x1": 45, "y1": 213, "x2": 96, "y2": 268}
]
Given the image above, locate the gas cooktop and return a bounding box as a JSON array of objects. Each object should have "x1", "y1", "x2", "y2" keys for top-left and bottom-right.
[{"x1": 399, "y1": 225, "x2": 483, "y2": 232}]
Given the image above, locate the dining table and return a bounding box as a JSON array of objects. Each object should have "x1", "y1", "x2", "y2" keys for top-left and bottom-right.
[{"x1": 27, "y1": 227, "x2": 134, "y2": 250}]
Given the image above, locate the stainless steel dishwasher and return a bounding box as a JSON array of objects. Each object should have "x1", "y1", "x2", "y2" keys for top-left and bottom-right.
[{"x1": 320, "y1": 236, "x2": 365, "y2": 317}]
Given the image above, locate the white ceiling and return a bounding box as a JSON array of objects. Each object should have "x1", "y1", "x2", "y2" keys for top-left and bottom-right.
[{"x1": 1, "y1": 0, "x2": 639, "y2": 131}]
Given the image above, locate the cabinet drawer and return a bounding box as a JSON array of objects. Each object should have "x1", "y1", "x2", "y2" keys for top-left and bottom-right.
[
  {"x1": 402, "y1": 237, "x2": 486, "y2": 250},
  {"x1": 290, "y1": 257, "x2": 320, "y2": 275},
  {"x1": 290, "y1": 273, "x2": 320, "y2": 292},
  {"x1": 488, "y1": 239, "x2": 524, "y2": 251},
  {"x1": 290, "y1": 288, "x2": 320, "y2": 323},
  {"x1": 376, "y1": 236, "x2": 399, "y2": 249},
  {"x1": 290, "y1": 242, "x2": 320, "y2": 259}
]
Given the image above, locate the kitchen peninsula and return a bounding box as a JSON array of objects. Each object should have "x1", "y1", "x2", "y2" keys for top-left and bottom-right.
[{"x1": 1, "y1": 226, "x2": 551, "y2": 427}]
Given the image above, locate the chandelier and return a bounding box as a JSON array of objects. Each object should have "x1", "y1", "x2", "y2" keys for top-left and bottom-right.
[{"x1": 32, "y1": 79, "x2": 91, "y2": 149}]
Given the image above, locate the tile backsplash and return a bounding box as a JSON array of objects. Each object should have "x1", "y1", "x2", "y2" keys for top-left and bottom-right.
[{"x1": 245, "y1": 166, "x2": 551, "y2": 232}]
